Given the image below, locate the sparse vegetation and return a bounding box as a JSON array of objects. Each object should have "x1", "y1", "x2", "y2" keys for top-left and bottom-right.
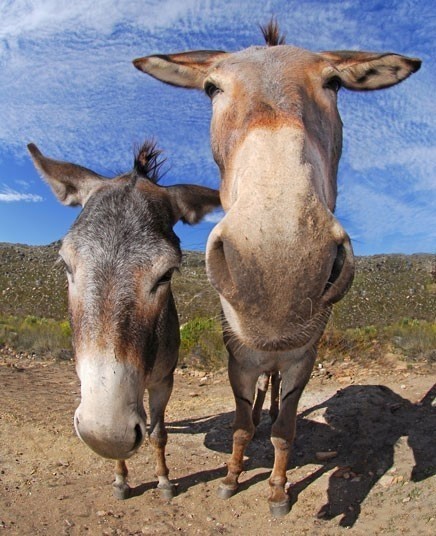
[
  {"x1": 0, "y1": 314, "x2": 72, "y2": 359},
  {"x1": 0, "y1": 243, "x2": 434, "y2": 368},
  {"x1": 179, "y1": 316, "x2": 227, "y2": 370},
  {"x1": 319, "y1": 318, "x2": 436, "y2": 364}
]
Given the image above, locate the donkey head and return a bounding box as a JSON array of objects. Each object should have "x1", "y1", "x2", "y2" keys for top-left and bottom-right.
[
  {"x1": 133, "y1": 22, "x2": 421, "y2": 351},
  {"x1": 28, "y1": 142, "x2": 220, "y2": 458}
]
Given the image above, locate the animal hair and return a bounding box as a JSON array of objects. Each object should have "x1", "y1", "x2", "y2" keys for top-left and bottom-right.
[
  {"x1": 260, "y1": 19, "x2": 286, "y2": 46},
  {"x1": 133, "y1": 140, "x2": 166, "y2": 183}
]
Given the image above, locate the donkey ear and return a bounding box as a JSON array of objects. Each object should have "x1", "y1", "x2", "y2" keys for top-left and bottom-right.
[
  {"x1": 167, "y1": 184, "x2": 221, "y2": 224},
  {"x1": 27, "y1": 143, "x2": 106, "y2": 207},
  {"x1": 319, "y1": 51, "x2": 421, "y2": 90},
  {"x1": 133, "y1": 50, "x2": 227, "y2": 89}
]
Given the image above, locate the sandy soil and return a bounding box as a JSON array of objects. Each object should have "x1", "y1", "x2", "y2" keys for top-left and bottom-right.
[{"x1": 0, "y1": 351, "x2": 435, "y2": 535}]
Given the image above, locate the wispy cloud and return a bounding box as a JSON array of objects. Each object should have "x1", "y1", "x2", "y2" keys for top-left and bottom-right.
[
  {"x1": 338, "y1": 180, "x2": 436, "y2": 254},
  {"x1": 0, "y1": 185, "x2": 43, "y2": 203},
  {"x1": 204, "y1": 209, "x2": 224, "y2": 224},
  {"x1": 0, "y1": 0, "x2": 433, "y2": 253}
]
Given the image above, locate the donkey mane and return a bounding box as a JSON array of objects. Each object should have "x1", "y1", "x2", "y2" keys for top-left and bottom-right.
[
  {"x1": 133, "y1": 140, "x2": 166, "y2": 184},
  {"x1": 260, "y1": 19, "x2": 286, "y2": 47}
]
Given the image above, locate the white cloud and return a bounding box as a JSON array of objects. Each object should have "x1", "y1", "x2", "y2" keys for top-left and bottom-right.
[
  {"x1": 0, "y1": 0, "x2": 433, "y2": 253},
  {"x1": 0, "y1": 0, "x2": 202, "y2": 40},
  {"x1": 338, "y1": 181, "x2": 436, "y2": 254},
  {"x1": 0, "y1": 185, "x2": 43, "y2": 203},
  {"x1": 203, "y1": 209, "x2": 224, "y2": 224},
  {"x1": 14, "y1": 179, "x2": 32, "y2": 190}
]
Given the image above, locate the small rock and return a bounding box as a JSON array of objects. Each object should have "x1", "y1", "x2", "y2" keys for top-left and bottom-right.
[
  {"x1": 332, "y1": 466, "x2": 352, "y2": 479},
  {"x1": 315, "y1": 451, "x2": 338, "y2": 461},
  {"x1": 337, "y1": 376, "x2": 352, "y2": 384},
  {"x1": 379, "y1": 475, "x2": 395, "y2": 488}
]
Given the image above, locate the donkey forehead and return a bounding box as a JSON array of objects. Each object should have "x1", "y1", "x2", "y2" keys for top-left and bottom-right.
[
  {"x1": 62, "y1": 180, "x2": 181, "y2": 266},
  {"x1": 212, "y1": 45, "x2": 327, "y2": 82}
]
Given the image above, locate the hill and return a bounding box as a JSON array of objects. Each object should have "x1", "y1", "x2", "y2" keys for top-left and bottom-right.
[{"x1": 0, "y1": 242, "x2": 434, "y2": 328}]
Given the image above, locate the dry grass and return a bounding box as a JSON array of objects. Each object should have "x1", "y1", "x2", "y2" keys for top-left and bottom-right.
[{"x1": 0, "y1": 314, "x2": 72, "y2": 359}]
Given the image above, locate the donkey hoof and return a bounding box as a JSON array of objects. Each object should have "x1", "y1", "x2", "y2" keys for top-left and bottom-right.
[
  {"x1": 269, "y1": 498, "x2": 291, "y2": 517},
  {"x1": 217, "y1": 484, "x2": 238, "y2": 500},
  {"x1": 113, "y1": 484, "x2": 131, "y2": 500},
  {"x1": 158, "y1": 483, "x2": 177, "y2": 500}
]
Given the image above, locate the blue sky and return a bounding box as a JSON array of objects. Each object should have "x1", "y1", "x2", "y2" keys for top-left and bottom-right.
[{"x1": 0, "y1": 0, "x2": 434, "y2": 255}]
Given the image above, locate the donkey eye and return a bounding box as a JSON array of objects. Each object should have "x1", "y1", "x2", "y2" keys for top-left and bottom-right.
[
  {"x1": 58, "y1": 255, "x2": 72, "y2": 275},
  {"x1": 204, "y1": 81, "x2": 221, "y2": 99},
  {"x1": 58, "y1": 255, "x2": 74, "y2": 283},
  {"x1": 325, "y1": 76, "x2": 342, "y2": 93},
  {"x1": 152, "y1": 268, "x2": 175, "y2": 292}
]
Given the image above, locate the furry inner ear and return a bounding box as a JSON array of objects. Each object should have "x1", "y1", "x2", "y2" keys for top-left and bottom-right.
[
  {"x1": 167, "y1": 184, "x2": 221, "y2": 224},
  {"x1": 27, "y1": 143, "x2": 106, "y2": 207},
  {"x1": 319, "y1": 51, "x2": 421, "y2": 90},
  {"x1": 133, "y1": 50, "x2": 227, "y2": 89}
]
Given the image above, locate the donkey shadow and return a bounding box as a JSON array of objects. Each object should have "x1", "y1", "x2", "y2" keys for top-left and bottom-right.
[{"x1": 162, "y1": 383, "x2": 435, "y2": 526}]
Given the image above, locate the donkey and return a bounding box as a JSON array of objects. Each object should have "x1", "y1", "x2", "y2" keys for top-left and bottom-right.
[
  {"x1": 133, "y1": 22, "x2": 421, "y2": 515},
  {"x1": 28, "y1": 141, "x2": 220, "y2": 500}
]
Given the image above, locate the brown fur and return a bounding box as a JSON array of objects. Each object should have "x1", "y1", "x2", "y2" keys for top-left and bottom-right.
[
  {"x1": 133, "y1": 22, "x2": 421, "y2": 516},
  {"x1": 134, "y1": 140, "x2": 166, "y2": 183},
  {"x1": 260, "y1": 19, "x2": 286, "y2": 46}
]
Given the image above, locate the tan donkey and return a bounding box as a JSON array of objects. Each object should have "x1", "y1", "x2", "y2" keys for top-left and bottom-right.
[{"x1": 133, "y1": 22, "x2": 421, "y2": 515}]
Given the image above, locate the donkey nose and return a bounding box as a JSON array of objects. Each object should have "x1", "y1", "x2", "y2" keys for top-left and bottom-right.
[
  {"x1": 74, "y1": 409, "x2": 147, "y2": 460},
  {"x1": 321, "y1": 235, "x2": 355, "y2": 305}
]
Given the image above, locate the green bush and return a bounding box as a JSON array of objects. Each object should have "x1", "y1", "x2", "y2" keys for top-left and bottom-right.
[
  {"x1": 179, "y1": 317, "x2": 227, "y2": 370},
  {"x1": 0, "y1": 314, "x2": 72, "y2": 359},
  {"x1": 1, "y1": 311, "x2": 434, "y2": 368},
  {"x1": 319, "y1": 318, "x2": 435, "y2": 362},
  {"x1": 388, "y1": 318, "x2": 436, "y2": 359}
]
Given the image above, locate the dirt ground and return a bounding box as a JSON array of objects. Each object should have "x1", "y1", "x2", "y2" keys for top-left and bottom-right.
[{"x1": 0, "y1": 351, "x2": 435, "y2": 536}]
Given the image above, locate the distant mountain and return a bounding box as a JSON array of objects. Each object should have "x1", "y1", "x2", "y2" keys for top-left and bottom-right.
[{"x1": 0, "y1": 242, "x2": 434, "y2": 329}]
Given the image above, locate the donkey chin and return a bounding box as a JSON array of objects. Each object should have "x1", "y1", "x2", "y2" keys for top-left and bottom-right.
[{"x1": 221, "y1": 299, "x2": 332, "y2": 353}]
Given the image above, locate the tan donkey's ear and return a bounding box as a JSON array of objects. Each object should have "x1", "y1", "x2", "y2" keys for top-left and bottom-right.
[
  {"x1": 319, "y1": 50, "x2": 421, "y2": 90},
  {"x1": 133, "y1": 50, "x2": 227, "y2": 89},
  {"x1": 166, "y1": 184, "x2": 221, "y2": 224},
  {"x1": 27, "y1": 143, "x2": 106, "y2": 207}
]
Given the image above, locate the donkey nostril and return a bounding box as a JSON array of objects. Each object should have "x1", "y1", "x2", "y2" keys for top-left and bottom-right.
[
  {"x1": 133, "y1": 423, "x2": 143, "y2": 450},
  {"x1": 206, "y1": 235, "x2": 233, "y2": 297},
  {"x1": 324, "y1": 244, "x2": 346, "y2": 293}
]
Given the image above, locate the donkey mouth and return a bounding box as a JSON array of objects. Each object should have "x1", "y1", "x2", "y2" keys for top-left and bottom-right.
[
  {"x1": 74, "y1": 411, "x2": 147, "y2": 460},
  {"x1": 223, "y1": 308, "x2": 331, "y2": 353}
]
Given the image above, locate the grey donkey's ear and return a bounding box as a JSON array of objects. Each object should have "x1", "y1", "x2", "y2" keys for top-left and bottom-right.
[
  {"x1": 27, "y1": 143, "x2": 106, "y2": 207},
  {"x1": 166, "y1": 185, "x2": 221, "y2": 224}
]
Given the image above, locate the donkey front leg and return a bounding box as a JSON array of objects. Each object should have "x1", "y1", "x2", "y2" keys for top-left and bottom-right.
[
  {"x1": 268, "y1": 349, "x2": 316, "y2": 517},
  {"x1": 148, "y1": 378, "x2": 177, "y2": 500},
  {"x1": 218, "y1": 355, "x2": 260, "y2": 499},
  {"x1": 113, "y1": 459, "x2": 130, "y2": 499}
]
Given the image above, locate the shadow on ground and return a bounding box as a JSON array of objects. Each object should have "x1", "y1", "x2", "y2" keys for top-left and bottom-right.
[{"x1": 164, "y1": 383, "x2": 436, "y2": 526}]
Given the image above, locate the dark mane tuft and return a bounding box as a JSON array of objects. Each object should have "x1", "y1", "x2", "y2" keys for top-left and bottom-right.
[
  {"x1": 260, "y1": 19, "x2": 286, "y2": 47},
  {"x1": 134, "y1": 140, "x2": 166, "y2": 183}
]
